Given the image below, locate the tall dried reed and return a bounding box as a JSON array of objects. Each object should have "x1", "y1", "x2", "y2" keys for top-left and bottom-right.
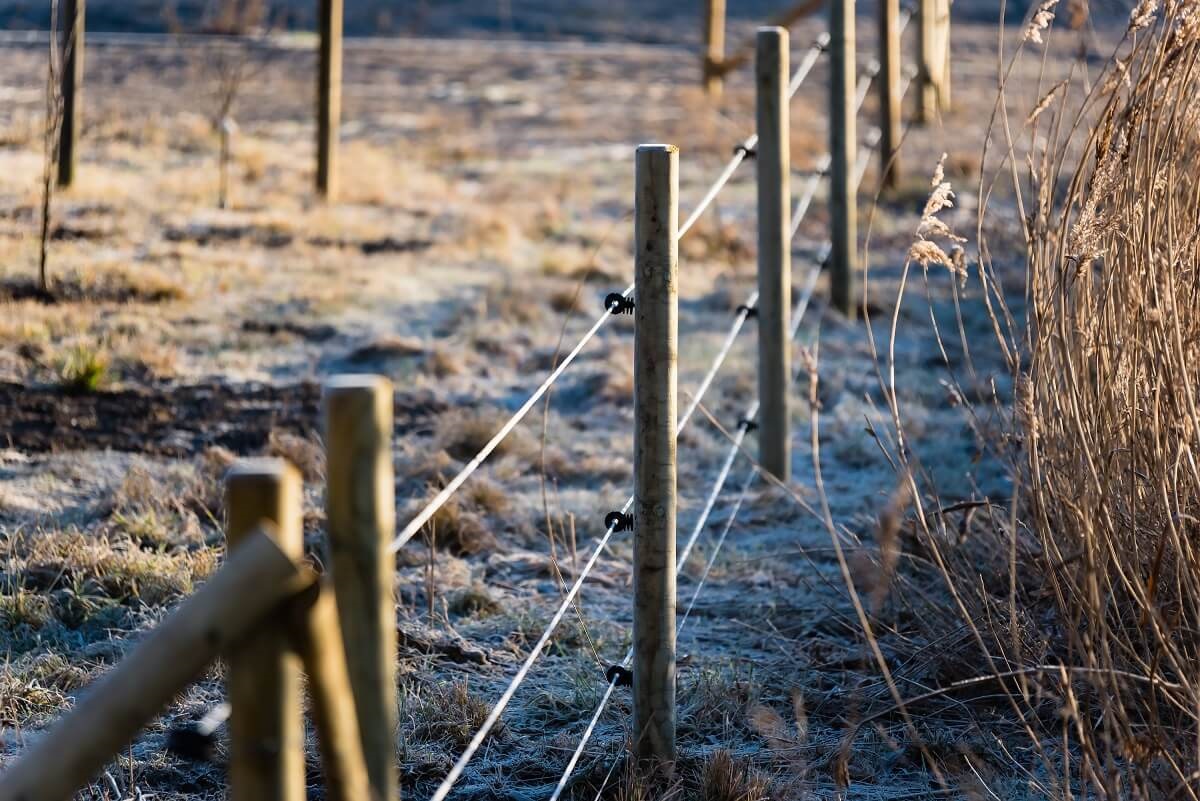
[
  {"x1": 969, "y1": 2, "x2": 1200, "y2": 796},
  {"x1": 868, "y1": 3, "x2": 1200, "y2": 797},
  {"x1": 1015, "y1": 3, "x2": 1200, "y2": 795}
]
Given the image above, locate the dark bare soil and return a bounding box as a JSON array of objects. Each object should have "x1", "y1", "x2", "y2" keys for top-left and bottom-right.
[{"x1": 0, "y1": 381, "x2": 442, "y2": 455}]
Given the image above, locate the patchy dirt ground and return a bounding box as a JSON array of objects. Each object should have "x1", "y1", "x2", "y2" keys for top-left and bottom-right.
[{"x1": 0, "y1": 9, "x2": 1107, "y2": 801}]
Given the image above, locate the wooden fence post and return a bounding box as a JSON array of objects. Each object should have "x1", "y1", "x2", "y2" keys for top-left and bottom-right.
[
  {"x1": 57, "y1": 0, "x2": 84, "y2": 188},
  {"x1": 938, "y1": 0, "x2": 952, "y2": 112},
  {"x1": 830, "y1": 0, "x2": 858, "y2": 318},
  {"x1": 225, "y1": 459, "x2": 306, "y2": 801},
  {"x1": 317, "y1": 0, "x2": 343, "y2": 200},
  {"x1": 878, "y1": 0, "x2": 902, "y2": 189},
  {"x1": 917, "y1": 0, "x2": 938, "y2": 124},
  {"x1": 755, "y1": 27, "x2": 791, "y2": 481},
  {"x1": 632, "y1": 143, "x2": 678, "y2": 768},
  {"x1": 702, "y1": 0, "x2": 726, "y2": 98},
  {"x1": 323, "y1": 375, "x2": 398, "y2": 800}
]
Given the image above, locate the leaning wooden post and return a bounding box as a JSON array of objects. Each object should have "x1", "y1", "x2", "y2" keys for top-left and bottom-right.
[
  {"x1": 57, "y1": 0, "x2": 84, "y2": 188},
  {"x1": 290, "y1": 583, "x2": 374, "y2": 801},
  {"x1": 632, "y1": 143, "x2": 678, "y2": 768},
  {"x1": 877, "y1": 0, "x2": 902, "y2": 189},
  {"x1": 316, "y1": 0, "x2": 343, "y2": 200},
  {"x1": 323, "y1": 375, "x2": 398, "y2": 800},
  {"x1": 830, "y1": 0, "x2": 858, "y2": 318},
  {"x1": 755, "y1": 27, "x2": 791, "y2": 482},
  {"x1": 916, "y1": 0, "x2": 938, "y2": 124},
  {"x1": 225, "y1": 460, "x2": 306, "y2": 801},
  {"x1": 702, "y1": 0, "x2": 726, "y2": 98}
]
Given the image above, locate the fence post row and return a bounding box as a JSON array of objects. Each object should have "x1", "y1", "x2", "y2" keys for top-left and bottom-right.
[
  {"x1": 225, "y1": 460, "x2": 307, "y2": 801},
  {"x1": 57, "y1": 0, "x2": 84, "y2": 188},
  {"x1": 317, "y1": 0, "x2": 343, "y2": 199},
  {"x1": 702, "y1": 0, "x2": 726, "y2": 98},
  {"x1": 755, "y1": 27, "x2": 791, "y2": 481},
  {"x1": 632, "y1": 143, "x2": 679, "y2": 768},
  {"x1": 323, "y1": 376, "x2": 399, "y2": 801},
  {"x1": 829, "y1": 0, "x2": 858, "y2": 319},
  {"x1": 878, "y1": 0, "x2": 902, "y2": 189}
]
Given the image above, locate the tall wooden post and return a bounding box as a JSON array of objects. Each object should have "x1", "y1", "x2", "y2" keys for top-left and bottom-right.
[
  {"x1": 702, "y1": 0, "x2": 726, "y2": 98},
  {"x1": 317, "y1": 0, "x2": 343, "y2": 199},
  {"x1": 632, "y1": 143, "x2": 678, "y2": 768},
  {"x1": 755, "y1": 28, "x2": 791, "y2": 481},
  {"x1": 878, "y1": 0, "x2": 902, "y2": 189},
  {"x1": 830, "y1": 0, "x2": 858, "y2": 318},
  {"x1": 57, "y1": 0, "x2": 84, "y2": 188},
  {"x1": 225, "y1": 460, "x2": 305, "y2": 801},
  {"x1": 323, "y1": 375, "x2": 398, "y2": 801},
  {"x1": 917, "y1": 0, "x2": 938, "y2": 124}
]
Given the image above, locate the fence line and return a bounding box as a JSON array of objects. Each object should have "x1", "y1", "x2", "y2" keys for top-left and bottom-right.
[
  {"x1": 0, "y1": 1, "x2": 949, "y2": 797},
  {"x1": 390, "y1": 24, "x2": 839, "y2": 557},
  {"x1": 546, "y1": 105, "x2": 893, "y2": 793},
  {"x1": 425, "y1": 27, "x2": 913, "y2": 789}
]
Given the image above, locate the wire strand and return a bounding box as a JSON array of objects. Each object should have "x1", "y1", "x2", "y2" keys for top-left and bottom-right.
[
  {"x1": 679, "y1": 30, "x2": 830, "y2": 240},
  {"x1": 388, "y1": 282, "x2": 632, "y2": 553},
  {"x1": 547, "y1": 260, "x2": 822, "y2": 801}
]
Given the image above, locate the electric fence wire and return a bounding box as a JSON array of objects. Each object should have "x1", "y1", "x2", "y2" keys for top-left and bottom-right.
[
  {"x1": 390, "y1": 30, "x2": 837, "y2": 557},
  {"x1": 424, "y1": 24, "x2": 923, "y2": 799},
  {"x1": 553, "y1": 15, "x2": 924, "y2": 796},
  {"x1": 548, "y1": 117, "x2": 888, "y2": 801}
]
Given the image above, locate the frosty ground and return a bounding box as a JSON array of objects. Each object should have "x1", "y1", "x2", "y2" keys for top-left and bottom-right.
[{"x1": 0, "y1": 14, "x2": 1088, "y2": 800}]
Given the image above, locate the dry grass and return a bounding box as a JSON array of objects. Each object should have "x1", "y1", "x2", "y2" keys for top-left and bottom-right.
[{"x1": 870, "y1": 4, "x2": 1200, "y2": 798}]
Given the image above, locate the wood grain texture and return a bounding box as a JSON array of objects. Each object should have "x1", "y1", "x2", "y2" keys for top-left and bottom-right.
[
  {"x1": 829, "y1": 0, "x2": 858, "y2": 318},
  {"x1": 632, "y1": 143, "x2": 678, "y2": 767},
  {"x1": 755, "y1": 26, "x2": 791, "y2": 480},
  {"x1": 323, "y1": 375, "x2": 398, "y2": 800},
  {"x1": 225, "y1": 459, "x2": 305, "y2": 801}
]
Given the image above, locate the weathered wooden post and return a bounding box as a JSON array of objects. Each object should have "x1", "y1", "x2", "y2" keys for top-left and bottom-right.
[
  {"x1": 225, "y1": 460, "x2": 306, "y2": 801},
  {"x1": 317, "y1": 0, "x2": 343, "y2": 199},
  {"x1": 878, "y1": 0, "x2": 902, "y2": 189},
  {"x1": 755, "y1": 27, "x2": 791, "y2": 481},
  {"x1": 57, "y1": 0, "x2": 84, "y2": 188},
  {"x1": 323, "y1": 375, "x2": 398, "y2": 800},
  {"x1": 830, "y1": 0, "x2": 858, "y2": 318},
  {"x1": 702, "y1": 0, "x2": 726, "y2": 98},
  {"x1": 917, "y1": 0, "x2": 939, "y2": 124},
  {"x1": 632, "y1": 143, "x2": 678, "y2": 768}
]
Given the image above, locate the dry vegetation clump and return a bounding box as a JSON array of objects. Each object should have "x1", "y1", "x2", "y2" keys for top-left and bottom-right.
[
  {"x1": 436, "y1": 407, "x2": 536, "y2": 464},
  {"x1": 1010, "y1": 4, "x2": 1200, "y2": 794},
  {"x1": 876, "y1": 4, "x2": 1200, "y2": 798},
  {"x1": 402, "y1": 678, "x2": 497, "y2": 751}
]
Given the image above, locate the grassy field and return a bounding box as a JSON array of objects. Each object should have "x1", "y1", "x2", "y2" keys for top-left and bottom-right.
[{"x1": 1, "y1": 2, "x2": 1195, "y2": 800}]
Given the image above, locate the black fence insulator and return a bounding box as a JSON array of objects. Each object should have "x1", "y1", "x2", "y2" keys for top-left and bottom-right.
[
  {"x1": 605, "y1": 511, "x2": 634, "y2": 532},
  {"x1": 734, "y1": 143, "x2": 757, "y2": 159},
  {"x1": 736, "y1": 304, "x2": 758, "y2": 319},
  {"x1": 606, "y1": 664, "x2": 633, "y2": 687},
  {"x1": 605, "y1": 293, "x2": 635, "y2": 315},
  {"x1": 738, "y1": 418, "x2": 759, "y2": 433}
]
